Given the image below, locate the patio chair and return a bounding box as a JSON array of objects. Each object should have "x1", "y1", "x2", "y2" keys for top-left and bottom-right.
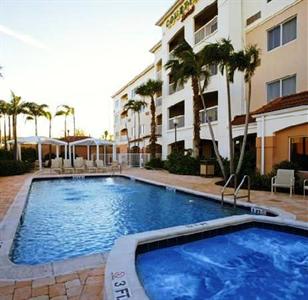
[
  {"x1": 50, "y1": 158, "x2": 62, "y2": 174},
  {"x1": 63, "y1": 159, "x2": 74, "y2": 174},
  {"x1": 96, "y1": 160, "x2": 107, "y2": 173},
  {"x1": 110, "y1": 161, "x2": 121, "y2": 174},
  {"x1": 271, "y1": 169, "x2": 295, "y2": 197},
  {"x1": 304, "y1": 179, "x2": 308, "y2": 199},
  {"x1": 74, "y1": 158, "x2": 85, "y2": 173},
  {"x1": 85, "y1": 160, "x2": 97, "y2": 173}
]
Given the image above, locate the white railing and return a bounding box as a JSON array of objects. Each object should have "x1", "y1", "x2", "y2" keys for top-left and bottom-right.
[
  {"x1": 169, "y1": 82, "x2": 184, "y2": 95},
  {"x1": 199, "y1": 106, "x2": 218, "y2": 123},
  {"x1": 156, "y1": 125, "x2": 162, "y2": 135},
  {"x1": 194, "y1": 16, "x2": 218, "y2": 45},
  {"x1": 156, "y1": 96, "x2": 162, "y2": 106},
  {"x1": 168, "y1": 115, "x2": 185, "y2": 130}
]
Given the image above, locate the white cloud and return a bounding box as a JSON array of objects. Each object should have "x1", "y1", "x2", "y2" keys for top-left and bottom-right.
[{"x1": 0, "y1": 24, "x2": 49, "y2": 50}]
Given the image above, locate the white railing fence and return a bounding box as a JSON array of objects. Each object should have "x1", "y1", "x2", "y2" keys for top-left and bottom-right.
[
  {"x1": 199, "y1": 106, "x2": 218, "y2": 123},
  {"x1": 194, "y1": 16, "x2": 218, "y2": 44},
  {"x1": 168, "y1": 115, "x2": 185, "y2": 130}
]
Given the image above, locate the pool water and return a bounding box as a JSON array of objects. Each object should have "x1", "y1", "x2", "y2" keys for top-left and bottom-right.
[
  {"x1": 137, "y1": 227, "x2": 308, "y2": 300},
  {"x1": 11, "y1": 177, "x2": 248, "y2": 265}
]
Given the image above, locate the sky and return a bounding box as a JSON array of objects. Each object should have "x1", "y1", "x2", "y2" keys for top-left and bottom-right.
[{"x1": 0, "y1": 0, "x2": 174, "y2": 138}]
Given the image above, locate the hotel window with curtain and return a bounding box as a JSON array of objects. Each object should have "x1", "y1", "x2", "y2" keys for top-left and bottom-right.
[
  {"x1": 268, "y1": 16, "x2": 297, "y2": 51},
  {"x1": 267, "y1": 75, "x2": 296, "y2": 101}
]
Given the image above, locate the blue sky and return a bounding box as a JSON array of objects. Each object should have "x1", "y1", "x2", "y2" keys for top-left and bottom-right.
[{"x1": 0, "y1": 0, "x2": 173, "y2": 138}]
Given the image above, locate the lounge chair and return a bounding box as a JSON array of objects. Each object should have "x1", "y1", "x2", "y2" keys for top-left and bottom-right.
[
  {"x1": 50, "y1": 158, "x2": 62, "y2": 174},
  {"x1": 85, "y1": 160, "x2": 97, "y2": 173},
  {"x1": 63, "y1": 159, "x2": 74, "y2": 174},
  {"x1": 96, "y1": 160, "x2": 107, "y2": 173},
  {"x1": 110, "y1": 161, "x2": 121, "y2": 174},
  {"x1": 271, "y1": 169, "x2": 295, "y2": 197},
  {"x1": 74, "y1": 158, "x2": 85, "y2": 173},
  {"x1": 304, "y1": 179, "x2": 308, "y2": 198}
]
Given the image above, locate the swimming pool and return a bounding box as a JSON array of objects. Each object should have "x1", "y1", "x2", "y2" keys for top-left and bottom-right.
[
  {"x1": 137, "y1": 225, "x2": 308, "y2": 300},
  {"x1": 11, "y1": 176, "x2": 250, "y2": 265}
]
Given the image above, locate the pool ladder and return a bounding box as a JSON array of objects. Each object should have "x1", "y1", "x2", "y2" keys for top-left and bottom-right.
[{"x1": 221, "y1": 174, "x2": 251, "y2": 207}]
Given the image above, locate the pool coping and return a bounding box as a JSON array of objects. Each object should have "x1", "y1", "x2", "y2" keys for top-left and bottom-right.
[
  {"x1": 0, "y1": 173, "x2": 296, "y2": 281},
  {"x1": 104, "y1": 215, "x2": 308, "y2": 300}
]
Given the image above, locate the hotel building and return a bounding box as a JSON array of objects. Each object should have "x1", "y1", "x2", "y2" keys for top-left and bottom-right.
[{"x1": 112, "y1": 0, "x2": 308, "y2": 174}]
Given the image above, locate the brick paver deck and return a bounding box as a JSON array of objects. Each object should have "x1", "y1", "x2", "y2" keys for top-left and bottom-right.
[{"x1": 0, "y1": 169, "x2": 307, "y2": 299}]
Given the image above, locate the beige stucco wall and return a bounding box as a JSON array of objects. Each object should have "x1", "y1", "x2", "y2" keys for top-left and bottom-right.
[
  {"x1": 256, "y1": 122, "x2": 308, "y2": 173},
  {"x1": 246, "y1": 0, "x2": 308, "y2": 111}
]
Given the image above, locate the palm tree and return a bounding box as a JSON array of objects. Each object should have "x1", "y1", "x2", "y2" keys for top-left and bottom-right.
[
  {"x1": 26, "y1": 102, "x2": 49, "y2": 136},
  {"x1": 205, "y1": 39, "x2": 236, "y2": 175},
  {"x1": 103, "y1": 130, "x2": 109, "y2": 140},
  {"x1": 166, "y1": 40, "x2": 213, "y2": 158},
  {"x1": 235, "y1": 45, "x2": 261, "y2": 175},
  {"x1": 0, "y1": 100, "x2": 8, "y2": 150},
  {"x1": 123, "y1": 99, "x2": 147, "y2": 150},
  {"x1": 135, "y1": 79, "x2": 162, "y2": 159},
  {"x1": 9, "y1": 92, "x2": 29, "y2": 160},
  {"x1": 55, "y1": 105, "x2": 75, "y2": 138}
]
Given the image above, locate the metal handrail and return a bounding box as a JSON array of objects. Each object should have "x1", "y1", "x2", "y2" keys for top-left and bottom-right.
[
  {"x1": 221, "y1": 174, "x2": 236, "y2": 206},
  {"x1": 234, "y1": 175, "x2": 251, "y2": 207}
]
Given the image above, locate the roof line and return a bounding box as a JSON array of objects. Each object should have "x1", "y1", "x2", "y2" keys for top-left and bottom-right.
[
  {"x1": 155, "y1": 0, "x2": 183, "y2": 27},
  {"x1": 111, "y1": 64, "x2": 154, "y2": 98}
]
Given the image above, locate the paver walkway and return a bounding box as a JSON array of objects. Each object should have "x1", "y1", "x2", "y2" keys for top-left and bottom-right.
[{"x1": 0, "y1": 169, "x2": 307, "y2": 299}]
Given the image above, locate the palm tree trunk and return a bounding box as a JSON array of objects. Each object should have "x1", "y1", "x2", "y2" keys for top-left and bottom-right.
[
  {"x1": 149, "y1": 96, "x2": 157, "y2": 159},
  {"x1": 0, "y1": 118, "x2": 2, "y2": 147},
  {"x1": 13, "y1": 114, "x2": 18, "y2": 160},
  {"x1": 73, "y1": 114, "x2": 76, "y2": 136},
  {"x1": 192, "y1": 76, "x2": 201, "y2": 158},
  {"x1": 49, "y1": 119, "x2": 52, "y2": 165},
  {"x1": 3, "y1": 115, "x2": 7, "y2": 150},
  {"x1": 35, "y1": 117, "x2": 38, "y2": 136},
  {"x1": 64, "y1": 116, "x2": 67, "y2": 138},
  {"x1": 137, "y1": 112, "x2": 140, "y2": 150},
  {"x1": 198, "y1": 80, "x2": 227, "y2": 181},
  {"x1": 236, "y1": 80, "x2": 251, "y2": 175},
  {"x1": 8, "y1": 115, "x2": 11, "y2": 141},
  {"x1": 226, "y1": 75, "x2": 234, "y2": 175}
]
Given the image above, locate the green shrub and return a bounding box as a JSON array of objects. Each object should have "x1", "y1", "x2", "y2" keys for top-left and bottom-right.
[
  {"x1": 0, "y1": 160, "x2": 33, "y2": 176},
  {"x1": 273, "y1": 160, "x2": 299, "y2": 172},
  {"x1": 0, "y1": 149, "x2": 14, "y2": 160},
  {"x1": 21, "y1": 148, "x2": 37, "y2": 162},
  {"x1": 165, "y1": 151, "x2": 199, "y2": 175},
  {"x1": 145, "y1": 158, "x2": 164, "y2": 170}
]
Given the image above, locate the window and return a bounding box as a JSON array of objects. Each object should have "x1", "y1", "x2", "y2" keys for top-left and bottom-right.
[
  {"x1": 290, "y1": 137, "x2": 308, "y2": 170},
  {"x1": 267, "y1": 17, "x2": 297, "y2": 51},
  {"x1": 267, "y1": 75, "x2": 296, "y2": 101}
]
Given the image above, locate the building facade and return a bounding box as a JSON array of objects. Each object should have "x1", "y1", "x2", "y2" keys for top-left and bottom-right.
[{"x1": 112, "y1": 0, "x2": 308, "y2": 173}]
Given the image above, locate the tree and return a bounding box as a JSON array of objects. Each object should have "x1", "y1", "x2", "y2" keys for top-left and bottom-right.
[
  {"x1": 9, "y1": 92, "x2": 29, "y2": 160},
  {"x1": 165, "y1": 40, "x2": 212, "y2": 158},
  {"x1": 55, "y1": 105, "x2": 75, "y2": 138},
  {"x1": 205, "y1": 39, "x2": 237, "y2": 175},
  {"x1": 26, "y1": 102, "x2": 49, "y2": 136},
  {"x1": 75, "y1": 128, "x2": 87, "y2": 136},
  {"x1": 0, "y1": 100, "x2": 8, "y2": 150},
  {"x1": 235, "y1": 45, "x2": 261, "y2": 175},
  {"x1": 136, "y1": 79, "x2": 162, "y2": 159},
  {"x1": 123, "y1": 99, "x2": 147, "y2": 150}
]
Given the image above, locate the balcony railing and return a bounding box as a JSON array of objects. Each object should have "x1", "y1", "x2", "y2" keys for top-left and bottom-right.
[
  {"x1": 169, "y1": 82, "x2": 184, "y2": 95},
  {"x1": 168, "y1": 115, "x2": 185, "y2": 130},
  {"x1": 156, "y1": 96, "x2": 162, "y2": 106},
  {"x1": 156, "y1": 125, "x2": 162, "y2": 135},
  {"x1": 199, "y1": 106, "x2": 218, "y2": 124},
  {"x1": 194, "y1": 16, "x2": 218, "y2": 45}
]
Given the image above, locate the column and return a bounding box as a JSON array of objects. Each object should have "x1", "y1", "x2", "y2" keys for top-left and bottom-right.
[
  {"x1": 112, "y1": 144, "x2": 117, "y2": 161},
  {"x1": 56, "y1": 145, "x2": 59, "y2": 158},
  {"x1": 96, "y1": 144, "x2": 99, "y2": 161},
  {"x1": 38, "y1": 143, "x2": 42, "y2": 169},
  {"x1": 87, "y1": 145, "x2": 90, "y2": 160}
]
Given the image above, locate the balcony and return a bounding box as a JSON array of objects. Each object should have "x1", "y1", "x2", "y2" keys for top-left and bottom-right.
[
  {"x1": 156, "y1": 96, "x2": 162, "y2": 107},
  {"x1": 194, "y1": 16, "x2": 218, "y2": 45},
  {"x1": 168, "y1": 115, "x2": 184, "y2": 130},
  {"x1": 156, "y1": 125, "x2": 162, "y2": 135},
  {"x1": 169, "y1": 82, "x2": 184, "y2": 95},
  {"x1": 199, "y1": 106, "x2": 218, "y2": 124}
]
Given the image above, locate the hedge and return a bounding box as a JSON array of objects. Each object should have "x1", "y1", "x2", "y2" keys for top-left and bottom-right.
[{"x1": 0, "y1": 160, "x2": 33, "y2": 176}]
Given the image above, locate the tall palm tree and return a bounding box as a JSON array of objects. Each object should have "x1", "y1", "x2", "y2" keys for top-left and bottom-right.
[
  {"x1": 45, "y1": 111, "x2": 53, "y2": 164},
  {"x1": 55, "y1": 105, "x2": 75, "y2": 138},
  {"x1": 9, "y1": 92, "x2": 29, "y2": 160},
  {"x1": 165, "y1": 40, "x2": 213, "y2": 158},
  {"x1": 235, "y1": 45, "x2": 261, "y2": 175},
  {"x1": 205, "y1": 39, "x2": 236, "y2": 175},
  {"x1": 136, "y1": 79, "x2": 162, "y2": 159},
  {"x1": 123, "y1": 99, "x2": 147, "y2": 150},
  {"x1": 26, "y1": 102, "x2": 49, "y2": 136},
  {"x1": 0, "y1": 100, "x2": 8, "y2": 150}
]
